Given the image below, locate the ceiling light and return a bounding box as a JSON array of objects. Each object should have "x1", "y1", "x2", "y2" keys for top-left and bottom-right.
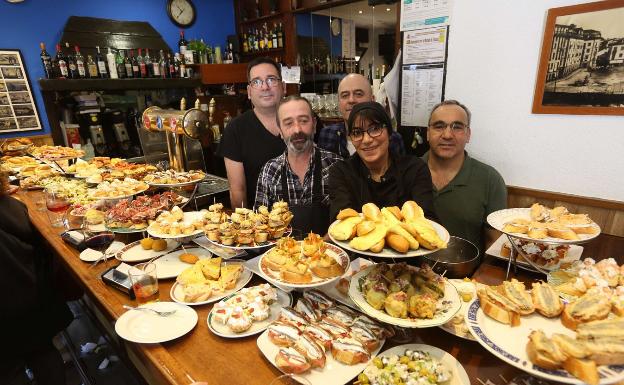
[{"x1": 358, "y1": 10, "x2": 363, "y2": 14}]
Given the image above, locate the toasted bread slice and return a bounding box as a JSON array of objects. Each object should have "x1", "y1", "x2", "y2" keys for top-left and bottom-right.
[
  {"x1": 526, "y1": 330, "x2": 567, "y2": 370},
  {"x1": 531, "y1": 282, "x2": 564, "y2": 317},
  {"x1": 477, "y1": 287, "x2": 521, "y2": 326},
  {"x1": 576, "y1": 317, "x2": 624, "y2": 340},
  {"x1": 551, "y1": 333, "x2": 590, "y2": 359},
  {"x1": 502, "y1": 279, "x2": 535, "y2": 315},
  {"x1": 584, "y1": 339, "x2": 624, "y2": 365},
  {"x1": 561, "y1": 292, "x2": 611, "y2": 330},
  {"x1": 563, "y1": 357, "x2": 599, "y2": 385},
  {"x1": 198, "y1": 257, "x2": 222, "y2": 280}
]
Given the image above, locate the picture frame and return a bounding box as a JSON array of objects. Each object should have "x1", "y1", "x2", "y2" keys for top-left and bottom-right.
[
  {"x1": 0, "y1": 49, "x2": 43, "y2": 133},
  {"x1": 532, "y1": 0, "x2": 624, "y2": 116}
]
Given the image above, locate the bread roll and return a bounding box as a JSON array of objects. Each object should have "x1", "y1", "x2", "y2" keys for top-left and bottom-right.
[
  {"x1": 547, "y1": 223, "x2": 580, "y2": 241},
  {"x1": 386, "y1": 233, "x2": 409, "y2": 253},
  {"x1": 336, "y1": 208, "x2": 359, "y2": 220},
  {"x1": 362, "y1": 203, "x2": 381, "y2": 221},
  {"x1": 356, "y1": 221, "x2": 376, "y2": 237},
  {"x1": 369, "y1": 239, "x2": 385, "y2": 253},
  {"x1": 329, "y1": 216, "x2": 363, "y2": 240},
  {"x1": 386, "y1": 206, "x2": 403, "y2": 221}
]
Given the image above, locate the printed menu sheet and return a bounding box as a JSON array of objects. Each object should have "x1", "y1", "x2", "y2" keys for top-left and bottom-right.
[
  {"x1": 400, "y1": 0, "x2": 451, "y2": 31},
  {"x1": 400, "y1": 64, "x2": 444, "y2": 127},
  {"x1": 0, "y1": 50, "x2": 42, "y2": 133}
]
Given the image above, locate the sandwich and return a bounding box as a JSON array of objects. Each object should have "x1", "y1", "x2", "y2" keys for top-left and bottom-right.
[
  {"x1": 531, "y1": 282, "x2": 563, "y2": 317},
  {"x1": 526, "y1": 330, "x2": 567, "y2": 370},
  {"x1": 477, "y1": 286, "x2": 521, "y2": 326},
  {"x1": 502, "y1": 279, "x2": 535, "y2": 315},
  {"x1": 561, "y1": 291, "x2": 612, "y2": 330}
]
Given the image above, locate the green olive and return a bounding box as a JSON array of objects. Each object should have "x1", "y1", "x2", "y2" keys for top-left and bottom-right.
[
  {"x1": 407, "y1": 361, "x2": 418, "y2": 371},
  {"x1": 357, "y1": 373, "x2": 370, "y2": 384},
  {"x1": 399, "y1": 355, "x2": 410, "y2": 364},
  {"x1": 373, "y1": 357, "x2": 383, "y2": 369}
]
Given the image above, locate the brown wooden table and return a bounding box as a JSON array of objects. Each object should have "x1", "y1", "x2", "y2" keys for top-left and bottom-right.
[{"x1": 17, "y1": 189, "x2": 624, "y2": 385}]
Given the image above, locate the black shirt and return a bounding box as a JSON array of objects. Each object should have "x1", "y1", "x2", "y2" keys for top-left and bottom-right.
[
  {"x1": 328, "y1": 154, "x2": 436, "y2": 221},
  {"x1": 217, "y1": 110, "x2": 286, "y2": 207}
]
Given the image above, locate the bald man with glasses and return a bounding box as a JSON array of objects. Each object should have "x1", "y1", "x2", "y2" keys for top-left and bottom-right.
[
  {"x1": 423, "y1": 100, "x2": 506, "y2": 252},
  {"x1": 218, "y1": 57, "x2": 286, "y2": 209}
]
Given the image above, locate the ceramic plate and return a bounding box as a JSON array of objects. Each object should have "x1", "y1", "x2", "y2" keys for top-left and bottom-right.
[
  {"x1": 257, "y1": 329, "x2": 384, "y2": 385},
  {"x1": 152, "y1": 247, "x2": 211, "y2": 279},
  {"x1": 316, "y1": 257, "x2": 375, "y2": 310},
  {"x1": 372, "y1": 344, "x2": 470, "y2": 385},
  {"x1": 115, "y1": 302, "x2": 197, "y2": 343},
  {"x1": 169, "y1": 260, "x2": 253, "y2": 305},
  {"x1": 89, "y1": 185, "x2": 149, "y2": 201},
  {"x1": 147, "y1": 211, "x2": 205, "y2": 239},
  {"x1": 348, "y1": 265, "x2": 461, "y2": 328},
  {"x1": 328, "y1": 218, "x2": 450, "y2": 258},
  {"x1": 193, "y1": 235, "x2": 248, "y2": 259},
  {"x1": 466, "y1": 299, "x2": 624, "y2": 384},
  {"x1": 115, "y1": 239, "x2": 180, "y2": 263},
  {"x1": 438, "y1": 279, "x2": 476, "y2": 341},
  {"x1": 207, "y1": 289, "x2": 292, "y2": 338},
  {"x1": 486, "y1": 234, "x2": 583, "y2": 273},
  {"x1": 145, "y1": 179, "x2": 204, "y2": 188},
  {"x1": 487, "y1": 208, "x2": 601, "y2": 244},
  {"x1": 206, "y1": 227, "x2": 292, "y2": 250},
  {"x1": 258, "y1": 242, "x2": 350, "y2": 289}
]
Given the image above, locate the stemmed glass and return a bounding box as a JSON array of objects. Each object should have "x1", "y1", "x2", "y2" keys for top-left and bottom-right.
[
  {"x1": 44, "y1": 188, "x2": 70, "y2": 228},
  {"x1": 268, "y1": 374, "x2": 311, "y2": 385},
  {"x1": 83, "y1": 224, "x2": 116, "y2": 267}
]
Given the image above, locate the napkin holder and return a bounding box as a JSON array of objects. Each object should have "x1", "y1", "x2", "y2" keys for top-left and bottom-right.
[
  {"x1": 101, "y1": 263, "x2": 135, "y2": 299},
  {"x1": 60, "y1": 229, "x2": 87, "y2": 251}
]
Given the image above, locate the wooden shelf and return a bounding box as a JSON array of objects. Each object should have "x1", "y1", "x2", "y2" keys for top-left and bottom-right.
[
  {"x1": 241, "y1": 47, "x2": 285, "y2": 58},
  {"x1": 240, "y1": 12, "x2": 284, "y2": 24},
  {"x1": 38, "y1": 78, "x2": 201, "y2": 91},
  {"x1": 303, "y1": 73, "x2": 347, "y2": 82},
  {"x1": 195, "y1": 63, "x2": 248, "y2": 84}
]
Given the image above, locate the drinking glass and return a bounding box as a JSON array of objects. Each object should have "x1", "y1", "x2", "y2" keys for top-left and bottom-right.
[
  {"x1": 32, "y1": 190, "x2": 47, "y2": 212},
  {"x1": 45, "y1": 188, "x2": 70, "y2": 228},
  {"x1": 129, "y1": 262, "x2": 160, "y2": 304},
  {"x1": 268, "y1": 374, "x2": 311, "y2": 385}
]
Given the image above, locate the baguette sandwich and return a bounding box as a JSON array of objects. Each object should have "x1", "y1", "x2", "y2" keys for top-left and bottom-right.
[
  {"x1": 502, "y1": 279, "x2": 535, "y2": 315},
  {"x1": 576, "y1": 318, "x2": 624, "y2": 365},
  {"x1": 531, "y1": 282, "x2": 564, "y2": 317},
  {"x1": 561, "y1": 291, "x2": 612, "y2": 330},
  {"x1": 477, "y1": 286, "x2": 521, "y2": 326}
]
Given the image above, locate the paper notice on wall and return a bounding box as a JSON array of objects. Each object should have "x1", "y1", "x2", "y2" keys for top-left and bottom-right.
[
  {"x1": 403, "y1": 27, "x2": 447, "y2": 65},
  {"x1": 400, "y1": 0, "x2": 451, "y2": 31},
  {"x1": 281, "y1": 66, "x2": 301, "y2": 84},
  {"x1": 342, "y1": 19, "x2": 356, "y2": 58},
  {"x1": 400, "y1": 64, "x2": 444, "y2": 127}
]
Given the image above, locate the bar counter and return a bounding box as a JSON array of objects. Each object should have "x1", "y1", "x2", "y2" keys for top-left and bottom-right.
[{"x1": 17, "y1": 188, "x2": 624, "y2": 385}]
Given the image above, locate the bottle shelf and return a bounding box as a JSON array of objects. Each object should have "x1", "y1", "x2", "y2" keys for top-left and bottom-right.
[
  {"x1": 240, "y1": 12, "x2": 284, "y2": 24},
  {"x1": 241, "y1": 47, "x2": 285, "y2": 58},
  {"x1": 38, "y1": 78, "x2": 202, "y2": 91}
]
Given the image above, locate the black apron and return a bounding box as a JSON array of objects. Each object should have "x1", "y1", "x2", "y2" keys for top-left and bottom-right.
[{"x1": 281, "y1": 150, "x2": 330, "y2": 235}]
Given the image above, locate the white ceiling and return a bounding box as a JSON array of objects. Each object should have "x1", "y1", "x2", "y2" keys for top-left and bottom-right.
[{"x1": 314, "y1": 1, "x2": 397, "y2": 30}]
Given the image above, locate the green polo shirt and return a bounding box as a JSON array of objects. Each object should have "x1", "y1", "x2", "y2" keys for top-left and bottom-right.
[{"x1": 422, "y1": 151, "x2": 507, "y2": 252}]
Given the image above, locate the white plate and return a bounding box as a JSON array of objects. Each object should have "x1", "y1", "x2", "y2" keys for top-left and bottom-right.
[
  {"x1": 193, "y1": 235, "x2": 247, "y2": 259},
  {"x1": 169, "y1": 260, "x2": 253, "y2": 305},
  {"x1": 466, "y1": 299, "x2": 624, "y2": 384},
  {"x1": 152, "y1": 247, "x2": 212, "y2": 279},
  {"x1": 486, "y1": 234, "x2": 583, "y2": 273},
  {"x1": 115, "y1": 302, "x2": 197, "y2": 343},
  {"x1": 146, "y1": 179, "x2": 203, "y2": 188},
  {"x1": 373, "y1": 343, "x2": 470, "y2": 385},
  {"x1": 348, "y1": 265, "x2": 461, "y2": 328},
  {"x1": 328, "y1": 218, "x2": 450, "y2": 258},
  {"x1": 106, "y1": 225, "x2": 147, "y2": 234},
  {"x1": 115, "y1": 239, "x2": 180, "y2": 263},
  {"x1": 317, "y1": 257, "x2": 375, "y2": 310},
  {"x1": 147, "y1": 211, "x2": 205, "y2": 239},
  {"x1": 487, "y1": 208, "x2": 601, "y2": 244},
  {"x1": 438, "y1": 279, "x2": 476, "y2": 341},
  {"x1": 207, "y1": 289, "x2": 292, "y2": 338},
  {"x1": 258, "y1": 243, "x2": 350, "y2": 289},
  {"x1": 79, "y1": 241, "x2": 125, "y2": 262},
  {"x1": 257, "y1": 328, "x2": 384, "y2": 385},
  {"x1": 244, "y1": 255, "x2": 293, "y2": 293},
  {"x1": 89, "y1": 186, "x2": 149, "y2": 200},
  {"x1": 206, "y1": 227, "x2": 293, "y2": 250}
]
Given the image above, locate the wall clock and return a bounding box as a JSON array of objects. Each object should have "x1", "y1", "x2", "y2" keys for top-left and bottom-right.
[
  {"x1": 331, "y1": 18, "x2": 341, "y2": 36},
  {"x1": 167, "y1": 0, "x2": 197, "y2": 28}
]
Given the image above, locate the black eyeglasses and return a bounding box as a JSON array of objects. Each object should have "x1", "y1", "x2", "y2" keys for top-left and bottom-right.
[
  {"x1": 429, "y1": 121, "x2": 468, "y2": 134},
  {"x1": 349, "y1": 125, "x2": 385, "y2": 141},
  {"x1": 249, "y1": 77, "x2": 281, "y2": 89}
]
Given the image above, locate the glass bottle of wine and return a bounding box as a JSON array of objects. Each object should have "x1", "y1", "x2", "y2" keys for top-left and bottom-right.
[
  {"x1": 55, "y1": 43, "x2": 68, "y2": 79},
  {"x1": 40, "y1": 42, "x2": 53, "y2": 79},
  {"x1": 95, "y1": 46, "x2": 108, "y2": 78},
  {"x1": 74, "y1": 45, "x2": 86, "y2": 79}
]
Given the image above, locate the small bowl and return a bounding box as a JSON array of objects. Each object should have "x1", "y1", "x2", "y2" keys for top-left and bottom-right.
[{"x1": 422, "y1": 236, "x2": 480, "y2": 279}]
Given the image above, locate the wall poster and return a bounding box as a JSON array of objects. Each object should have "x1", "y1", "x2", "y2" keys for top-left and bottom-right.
[{"x1": 0, "y1": 49, "x2": 43, "y2": 133}]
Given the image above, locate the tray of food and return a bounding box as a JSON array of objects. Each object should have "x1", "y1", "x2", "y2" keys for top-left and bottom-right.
[
  {"x1": 547, "y1": 257, "x2": 623, "y2": 302},
  {"x1": 115, "y1": 238, "x2": 179, "y2": 263},
  {"x1": 348, "y1": 263, "x2": 461, "y2": 328},
  {"x1": 487, "y1": 234, "x2": 584, "y2": 273},
  {"x1": 89, "y1": 178, "x2": 149, "y2": 200},
  {"x1": 203, "y1": 202, "x2": 294, "y2": 249},
  {"x1": 29, "y1": 145, "x2": 84, "y2": 160},
  {"x1": 257, "y1": 289, "x2": 392, "y2": 384},
  {"x1": 468, "y1": 279, "x2": 624, "y2": 385},
  {"x1": 170, "y1": 257, "x2": 251, "y2": 305},
  {"x1": 143, "y1": 169, "x2": 206, "y2": 187},
  {"x1": 1, "y1": 155, "x2": 39, "y2": 170},
  {"x1": 147, "y1": 207, "x2": 205, "y2": 240},
  {"x1": 488, "y1": 204, "x2": 601, "y2": 244},
  {"x1": 356, "y1": 343, "x2": 470, "y2": 385},
  {"x1": 317, "y1": 258, "x2": 374, "y2": 310},
  {"x1": 258, "y1": 234, "x2": 350, "y2": 289},
  {"x1": 105, "y1": 192, "x2": 187, "y2": 232},
  {"x1": 207, "y1": 284, "x2": 292, "y2": 338},
  {"x1": 328, "y1": 201, "x2": 449, "y2": 258},
  {"x1": 1, "y1": 138, "x2": 33, "y2": 152},
  {"x1": 438, "y1": 279, "x2": 478, "y2": 340}
]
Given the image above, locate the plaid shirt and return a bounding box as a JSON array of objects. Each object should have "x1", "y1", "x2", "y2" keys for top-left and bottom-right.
[
  {"x1": 317, "y1": 121, "x2": 406, "y2": 158},
  {"x1": 254, "y1": 146, "x2": 342, "y2": 209}
]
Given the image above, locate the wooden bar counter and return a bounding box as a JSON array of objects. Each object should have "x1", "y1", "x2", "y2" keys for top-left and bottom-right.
[{"x1": 16, "y1": 189, "x2": 624, "y2": 385}]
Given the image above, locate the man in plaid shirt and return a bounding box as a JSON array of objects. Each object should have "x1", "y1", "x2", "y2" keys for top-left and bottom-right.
[
  {"x1": 255, "y1": 96, "x2": 341, "y2": 234},
  {"x1": 317, "y1": 73, "x2": 405, "y2": 158}
]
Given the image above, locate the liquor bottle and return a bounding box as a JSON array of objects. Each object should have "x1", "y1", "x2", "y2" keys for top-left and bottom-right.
[
  {"x1": 173, "y1": 53, "x2": 181, "y2": 78},
  {"x1": 266, "y1": 24, "x2": 273, "y2": 49},
  {"x1": 242, "y1": 34, "x2": 248, "y2": 53},
  {"x1": 178, "y1": 29, "x2": 188, "y2": 56},
  {"x1": 106, "y1": 47, "x2": 118, "y2": 79},
  {"x1": 137, "y1": 48, "x2": 147, "y2": 78},
  {"x1": 259, "y1": 26, "x2": 265, "y2": 50},
  {"x1": 124, "y1": 50, "x2": 134, "y2": 78},
  {"x1": 86, "y1": 55, "x2": 98, "y2": 78},
  {"x1": 168, "y1": 53, "x2": 177, "y2": 78},
  {"x1": 254, "y1": 28, "x2": 260, "y2": 51},
  {"x1": 277, "y1": 23, "x2": 283, "y2": 48},
  {"x1": 116, "y1": 49, "x2": 126, "y2": 79},
  {"x1": 65, "y1": 42, "x2": 78, "y2": 79},
  {"x1": 158, "y1": 50, "x2": 167, "y2": 78},
  {"x1": 95, "y1": 46, "x2": 108, "y2": 78},
  {"x1": 272, "y1": 24, "x2": 278, "y2": 50},
  {"x1": 55, "y1": 43, "x2": 68, "y2": 79},
  {"x1": 152, "y1": 50, "x2": 161, "y2": 77},
  {"x1": 144, "y1": 48, "x2": 153, "y2": 77},
  {"x1": 178, "y1": 54, "x2": 186, "y2": 78},
  {"x1": 39, "y1": 43, "x2": 53, "y2": 79},
  {"x1": 130, "y1": 50, "x2": 140, "y2": 78},
  {"x1": 74, "y1": 45, "x2": 86, "y2": 78}
]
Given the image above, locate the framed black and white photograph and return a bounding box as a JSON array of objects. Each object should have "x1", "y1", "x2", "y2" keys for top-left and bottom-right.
[
  {"x1": 0, "y1": 49, "x2": 42, "y2": 133},
  {"x1": 533, "y1": 0, "x2": 624, "y2": 115}
]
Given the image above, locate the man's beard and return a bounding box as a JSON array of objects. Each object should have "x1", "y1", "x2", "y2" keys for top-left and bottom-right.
[{"x1": 285, "y1": 132, "x2": 314, "y2": 154}]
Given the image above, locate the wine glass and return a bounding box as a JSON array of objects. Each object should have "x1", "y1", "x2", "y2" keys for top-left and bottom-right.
[
  {"x1": 45, "y1": 188, "x2": 70, "y2": 228},
  {"x1": 83, "y1": 226, "x2": 116, "y2": 265},
  {"x1": 268, "y1": 374, "x2": 311, "y2": 385}
]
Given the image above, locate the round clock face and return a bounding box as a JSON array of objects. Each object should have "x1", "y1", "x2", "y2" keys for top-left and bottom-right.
[
  {"x1": 168, "y1": 0, "x2": 196, "y2": 27},
  {"x1": 331, "y1": 18, "x2": 341, "y2": 36}
]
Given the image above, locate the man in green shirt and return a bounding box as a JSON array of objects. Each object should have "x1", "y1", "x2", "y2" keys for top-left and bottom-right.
[{"x1": 423, "y1": 100, "x2": 506, "y2": 253}]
